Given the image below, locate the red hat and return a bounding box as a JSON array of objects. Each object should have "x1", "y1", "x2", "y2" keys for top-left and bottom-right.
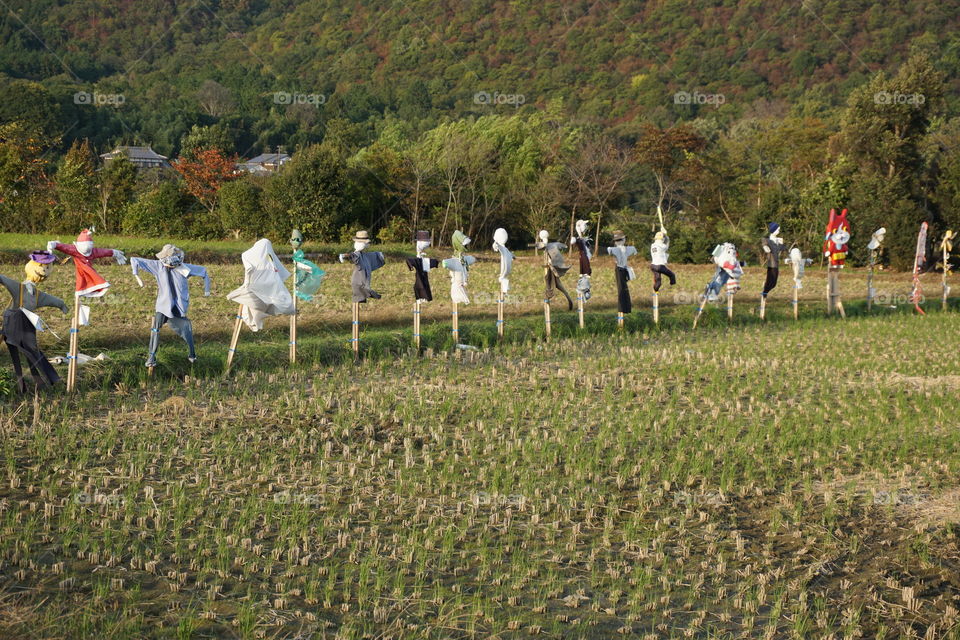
[{"x1": 76, "y1": 229, "x2": 93, "y2": 243}]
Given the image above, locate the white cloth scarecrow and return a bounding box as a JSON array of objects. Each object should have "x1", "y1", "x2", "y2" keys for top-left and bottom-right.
[
  {"x1": 784, "y1": 247, "x2": 812, "y2": 290},
  {"x1": 227, "y1": 238, "x2": 295, "y2": 331},
  {"x1": 704, "y1": 242, "x2": 744, "y2": 301},
  {"x1": 442, "y1": 230, "x2": 477, "y2": 304},
  {"x1": 492, "y1": 228, "x2": 514, "y2": 294}
]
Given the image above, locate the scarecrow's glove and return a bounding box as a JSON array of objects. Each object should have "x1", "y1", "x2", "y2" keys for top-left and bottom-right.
[
  {"x1": 47, "y1": 240, "x2": 58, "y2": 252},
  {"x1": 763, "y1": 245, "x2": 771, "y2": 253},
  {"x1": 824, "y1": 251, "x2": 831, "y2": 257},
  {"x1": 113, "y1": 250, "x2": 127, "y2": 265}
]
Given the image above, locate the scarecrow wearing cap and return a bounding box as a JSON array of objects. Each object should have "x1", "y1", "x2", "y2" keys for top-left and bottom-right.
[
  {"x1": 0, "y1": 251, "x2": 68, "y2": 391},
  {"x1": 47, "y1": 228, "x2": 126, "y2": 297},
  {"x1": 131, "y1": 245, "x2": 211, "y2": 367},
  {"x1": 339, "y1": 230, "x2": 385, "y2": 303},
  {"x1": 406, "y1": 230, "x2": 440, "y2": 303},
  {"x1": 607, "y1": 230, "x2": 638, "y2": 314}
]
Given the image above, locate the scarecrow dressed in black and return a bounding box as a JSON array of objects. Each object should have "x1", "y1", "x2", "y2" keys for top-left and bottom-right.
[{"x1": 0, "y1": 251, "x2": 68, "y2": 392}]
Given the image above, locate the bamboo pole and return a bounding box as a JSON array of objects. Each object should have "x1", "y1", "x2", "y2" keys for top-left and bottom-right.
[
  {"x1": 351, "y1": 302, "x2": 360, "y2": 361},
  {"x1": 759, "y1": 295, "x2": 767, "y2": 321},
  {"x1": 543, "y1": 298, "x2": 551, "y2": 340},
  {"x1": 577, "y1": 294, "x2": 585, "y2": 329},
  {"x1": 792, "y1": 283, "x2": 799, "y2": 320},
  {"x1": 66, "y1": 294, "x2": 80, "y2": 391},
  {"x1": 727, "y1": 290, "x2": 734, "y2": 320},
  {"x1": 693, "y1": 296, "x2": 706, "y2": 329},
  {"x1": 225, "y1": 304, "x2": 244, "y2": 374},
  {"x1": 943, "y1": 245, "x2": 950, "y2": 312},
  {"x1": 866, "y1": 253, "x2": 876, "y2": 312},
  {"x1": 617, "y1": 311, "x2": 624, "y2": 330},
  {"x1": 414, "y1": 300, "x2": 421, "y2": 350},
  {"x1": 652, "y1": 292, "x2": 659, "y2": 325},
  {"x1": 497, "y1": 294, "x2": 504, "y2": 339},
  {"x1": 451, "y1": 302, "x2": 459, "y2": 344},
  {"x1": 289, "y1": 286, "x2": 297, "y2": 364}
]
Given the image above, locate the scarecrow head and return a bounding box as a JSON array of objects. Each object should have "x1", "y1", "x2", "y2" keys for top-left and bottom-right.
[
  {"x1": 353, "y1": 230, "x2": 371, "y2": 253},
  {"x1": 612, "y1": 230, "x2": 627, "y2": 246},
  {"x1": 290, "y1": 229, "x2": 304, "y2": 250},
  {"x1": 492, "y1": 228, "x2": 508, "y2": 250},
  {"x1": 768, "y1": 222, "x2": 780, "y2": 237},
  {"x1": 867, "y1": 227, "x2": 886, "y2": 252},
  {"x1": 452, "y1": 230, "x2": 470, "y2": 258},
  {"x1": 712, "y1": 243, "x2": 742, "y2": 277},
  {"x1": 825, "y1": 209, "x2": 850, "y2": 248},
  {"x1": 156, "y1": 244, "x2": 185, "y2": 269},
  {"x1": 415, "y1": 230, "x2": 431, "y2": 254},
  {"x1": 575, "y1": 219, "x2": 589, "y2": 238},
  {"x1": 75, "y1": 229, "x2": 94, "y2": 256},
  {"x1": 24, "y1": 251, "x2": 56, "y2": 283}
]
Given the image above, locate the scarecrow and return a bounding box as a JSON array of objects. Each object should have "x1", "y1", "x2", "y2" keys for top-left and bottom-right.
[
  {"x1": 492, "y1": 228, "x2": 514, "y2": 337},
  {"x1": 607, "y1": 230, "x2": 637, "y2": 319},
  {"x1": 866, "y1": 227, "x2": 886, "y2": 311},
  {"x1": 694, "y1": 242, "x2": 744, "y2": 327},
  {"x1": 338, "y1": 230, "x2": 385, "y2": 359},
  {"x1": 225, "y1": 238, "x2": 295, "y2": 371},
  {"x1": 130, "y1": 244, "x2": 211, "y2": 368},
  {"x1": 47, "y1": 228, "x2": 127, "y2": 390},
  {"x1": 760, "y1": 222, "x2": 785, "y2": 319},
  {"x1": 823, "y1": 208, "x2": 850, "y2": 317},
  {"x1": 939, "y1": 229, "x2": 954, "y2": 311},
  {"x1": 441, "y1": 230, "x2": 477, "y2": 342},
  {"x1": 910, "y1": 222, "x2": 929, "y2": 315},
  {"x1": 290, "y1": 229, "x2": 325, "y2": 302},
  {"x1": 406, "y1": 230, "x2": 440, "y2": 348},
  {"x1": 784, "y1": 246, "x2": 812, "y2": 319},
  {"x1": 570, "y1": 220, "x2": 593, "y2": 319},
  {"x1": 0, "y1": 251, "x2": 67, "y2": 392},
  {"x1": 537, "y1": 230, "x2": 573, "y2": 309}
]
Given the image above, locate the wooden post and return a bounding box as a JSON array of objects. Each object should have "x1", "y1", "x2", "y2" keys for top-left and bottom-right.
[
  {"x1": 543, "y1": 298, "x2": 551, "y2": 340},
  {"x1": 727, "y1": 290, "x2": 734, "y2": 320},
  {"x1": 652, "y1": 292, "x2": 659, "y2": 325},
  {"x1": 577, "y1": 294, "x2": 585, "y2": 329},
  {"x1": 451, "y1": 302, "x2": 459, "y2": 344},
  {"x1": 289, "y1": 288, "x2": 297, "y2": 364},
  {"x1": 943, "y1": 244, "x2": 950, "y2": 312},
  {"x1": 760, "y1": 295, "x2": 767, "y2": 321},
  {"x1": 826, "y1": 271, "x2": 832, "y2": 315},
  {"x1": 497, "y1": 294, "x2": 504, "y2": 339},
  {"x1": 351, "y1": 302, "x2": 360, "y2": 361},
  {"x1": 66, "y1": 294, "x2": 80, "y2": 391},
  {"x1": 414, "y1": 300, "x2": 421, "y2": 350},
  {"x1": 866, "y1": 254, "x2": 876, "y2": 312},
  {"x1": 792, "y1": 284, "x2": 799, "y2": 320},
  {"x1": 225, "y1": 304, "x2": 244, "y2": 373},
  {"x1": 617, "y1": 311, "x2": 624, "y2": 330},
  {"x1": 828, "y1": 268, "x2": 844, "y2": 318},
  {"x1": 692, "y1": 296, "x2": 706, "y2": 329}
]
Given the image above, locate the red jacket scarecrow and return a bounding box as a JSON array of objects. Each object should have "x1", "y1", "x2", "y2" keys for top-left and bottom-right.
[{"x1": 823, "y1": 208, "x2": 850, "y2": 267}]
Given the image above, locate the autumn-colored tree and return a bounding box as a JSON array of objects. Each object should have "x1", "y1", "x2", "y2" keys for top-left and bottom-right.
[
  {"x1": 634, "y1": 124, "x2": 707, "y2": 219},
  {"x1": 172, "y1": 148, "x2": 238, "y2": 214}
]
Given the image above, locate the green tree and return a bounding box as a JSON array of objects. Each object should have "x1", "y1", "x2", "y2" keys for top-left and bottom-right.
[
  {"x1": 96, "y1": 156, "x2": 137, "y2": 234},
  {"x1": 54, "y1": 139, "x2": 97, "y2": 232},
  {"x1": 264, "y1": 144, "x2": 346, "y2": 240},
  {"x1": 218, "y1": 178, "x2": 267, "y2": 239}
]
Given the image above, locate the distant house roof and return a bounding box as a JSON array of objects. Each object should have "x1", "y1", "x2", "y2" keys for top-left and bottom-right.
[
  {"x1": 246, "y1": 152, "x2": 290, "y2": 165},
  {"x1": 100, "y1": 146, "x2": 171, "y2": 170}
]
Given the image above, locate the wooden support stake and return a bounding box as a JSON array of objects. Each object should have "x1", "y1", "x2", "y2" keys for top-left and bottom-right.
[
  {"x1": 792, "y1": 284, "x2": 799, "y2": 320},
  {"x1": 577, "y1": 295, "x2": 585, "y2": 329},
  {"x1": 866, "y1": 256, "x2": 876, "y2": 312},
  {"x1": 496, "y1": 294, "x2": 504, "y2": 339},
  {"x1": 289, "y1": 289, "x2": 297, "y2": 364},
  {"x1": 652, "y1": 292, "x2": 659, "y2": 325},
  {"x1": 943, "y1": 245, "x2": 950, "y2": 312},
  {"x1": 451, "y1": 302, "x2": 459, "y2": 344},
  {"x1": 543, "y1": 298, "x2": 551, "y2": 340},
  {"x1": 351, "y1": 302, "x2": 360, "y2": 361},
  {"x1": 760, "y1": 295, "x2": 767, "y2": 321},
  {"x1": 66, "y1": 294, "x2": 80, "y2": 391},
  {"x1": 617, "y1": 311, "x2": 624, "y2": 329},
  {"x1": 692, "y1": 296, "x2": 706, "y2": 329},
  {"x1": 727, "y1": 291, "x2": 734, "y2": 320},
  {"x1": 414, "y1": 300, "x2": 421, "y2": 350},
  {"x1": 225, "y1": 304, "x2": 244, "y2": 374}
]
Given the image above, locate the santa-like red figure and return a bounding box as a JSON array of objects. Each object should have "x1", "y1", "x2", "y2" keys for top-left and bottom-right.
[
  {"x1": 48, "y1": 229, "x2": 126, "y2": 297},
  {"x1": 823, "y1": 208, "x2": 850, "y2": 267},
  {"x1": 823, "y1": 208, "x2": 850, "y2": 315}
]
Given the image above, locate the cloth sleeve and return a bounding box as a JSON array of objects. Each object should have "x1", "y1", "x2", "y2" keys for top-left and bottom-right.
[
  {"x1": 130, "y1": 257, "x2": 159, "y2": 278},
  {"x1": 53, "y1": 242, "x2": 79, "y2": 258},
  {"x1": 90, "y1": 247, "x2": 116, "y2": 260},
  {"x1": 0, "y1": 273, "x2": 18, "y2": 299},
  {"x1": 187, "y1": 264, "x2": 211, "y2": 295},
  {"x1": 37, "y1": 290, "x2": 69, "y2": 313}
]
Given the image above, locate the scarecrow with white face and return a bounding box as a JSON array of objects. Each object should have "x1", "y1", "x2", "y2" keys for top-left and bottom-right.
[
  {"x1": 823, "y1": 208, "x2": 850, "y2": 315},
  {"x1": 607, "y1": 230, "x2": 638, "y2": 314},
  {"x1": 784, "y1": 246, "x2": 812, "y2": 290},
  {"x1": 441, "y1": 231, "x2": 477, "y2": 304},
  {"x1": 761, "y1": 222, "x2": 784, "y2": 297},
  {"x1": 704, "y1": 242, "x2": 744, "y2": 302},
  {"x1": 406, "y1": 230, "x2": 440, "y2": 303},
  {"x1": 47, "y1": 228, "x2": 126, "y2": 297},
  {"x1": 339, "y1": 230, "x2": 385, "y2": 303},
  {"x1": 1, "y1": 251, "x2": 68, "y2": 391},
  {"x1": 569, "y1": 219, "x2": 593, "y2": 301},
  {"x1": 537, "y1": 230, "x2": 573, "y2": 310},
  {"x1": 492, "y1": 228, "x2": 514, "y2": 294},
  {"x1": 131, "y1": 245, "x2": 211, "y2": 367}
]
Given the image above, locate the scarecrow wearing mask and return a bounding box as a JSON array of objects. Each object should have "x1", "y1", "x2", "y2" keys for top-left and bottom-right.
[
  {"x1": 131, "y1": 245, "x2": 211, "y2": 367},
  {"x1": 47, "y1": 228, "x2": 127, "y2": 297},
  {"x1": 0, "y1": 251, "x2": 68, "y2": 392},
  {"x1": 569, "y1": 219, "x2": 593, "y2": 302},
  {"x1": 339, "y1": 230, "x2": 385, "y2": 303}
]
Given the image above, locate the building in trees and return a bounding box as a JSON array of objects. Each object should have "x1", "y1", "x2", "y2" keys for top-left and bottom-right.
[{"x1": 100, "y1": 146, "x2": 172, "y2": 171}]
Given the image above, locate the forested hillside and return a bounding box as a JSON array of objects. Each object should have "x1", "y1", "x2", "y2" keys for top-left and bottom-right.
[{"x1": 2, "y1": 0, "x2": 960, "y2": 267}]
